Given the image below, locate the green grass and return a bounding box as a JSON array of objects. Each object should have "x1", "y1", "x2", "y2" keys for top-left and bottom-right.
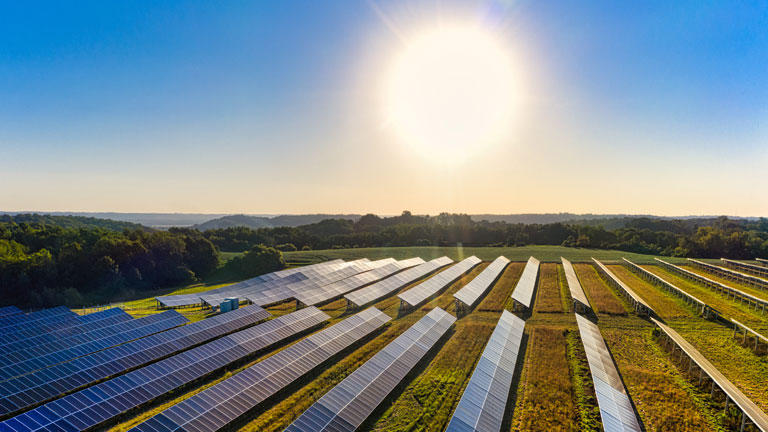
[{"x1": 284, "y1": 245, "x2": 689, "y2": 265}]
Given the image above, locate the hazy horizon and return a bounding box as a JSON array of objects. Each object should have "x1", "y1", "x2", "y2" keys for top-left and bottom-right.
[{"x1": 2, "y1": 1, "x2": 766, "y2": 216}]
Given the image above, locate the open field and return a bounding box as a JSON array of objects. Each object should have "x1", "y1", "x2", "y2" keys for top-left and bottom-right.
[
  {"x1": 6, "y1": 250, "x2": 768, "y2": 432},
  {"x1": 284, "y1": 245, "x2": 692, "y2": 265}
]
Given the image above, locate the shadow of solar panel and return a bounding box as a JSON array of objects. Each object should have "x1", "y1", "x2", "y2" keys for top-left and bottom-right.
[
  {"x1": 0, "y1": 307, "x2": 329, "y2": 432},
  {"x1": 561, "y1": 258, "x2": 591, "y2": 311},
  {"x1": 445, "y1": 310, "x2": 524, "y2": 432},
  {"x1": 156, "y1": 259, "x2": 346, "y2": 308},
  {"x1": 575, "y1": 314, "x2": 642, "y2": 432},
  {"x1": 129, "y1": 307, "x2": 391, "y2": 432},
  {"x1": 509, "y1": 257, "x2": 540, "y2": 310},
  {"x1": 398, "y1": 256, "x2": 482, "y2": 308},
  {"x1": 0, "y1": 310, "x2": 188, "y2": 381},
  {"x1": 0, "y1": 305, "x2": 270, "y2": 417},
  {"x1": 296, "y1": 258, "x2": 425, "y2": 307},
  {"x1": 0, "y1": 308, "x2": 132, "y2": 352},
  {"x1": 285, "y1": 307, "x2": 456, "y2": 432},
  {"x1": 0, "y1": 306, "x2": 79, "y2": 335},
  {"x1": 453, "y1": 256, "x2": 510, "y2": 310},
  {"x1": 0, "y1": 307, "x2": 23, "y2": 320},
  {"x1": 345, "y1": 257, "x2": 454, "y2": 308}
]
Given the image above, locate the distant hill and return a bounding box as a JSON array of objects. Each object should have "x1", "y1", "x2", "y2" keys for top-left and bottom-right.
[
  {"x1": 192, "y1": 214, "x2": 362, "y2": 230},
  {"x1": 471, "y1": 213, "x2": 760, "y2": 226},
  {"x1": 0, "y1": 213, "x2": 150, "y2": 231}
]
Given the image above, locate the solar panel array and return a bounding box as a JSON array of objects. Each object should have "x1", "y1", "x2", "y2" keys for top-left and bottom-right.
[
  {"x1": 0, "y1": 306, "x2": 79, "y2": 335},
  {"x1": 399, "y1": 256, "x2": 482, "y2": 308},
  {"x1": 622, "y1": 258, "x2": 720, "y2": 319},
  {"x1": 758, "y1": 258, "x2": 768, "y2": 267},
  {"x1": 575, "y1": 314, "x2": 643, "y2": 432},
  {"x1": 655, "y1": 258, "x2": 768, "y2": 314},
  {"x1": 453, "y1": 256, "x2": 510, "y2": 311},
  {"x1": 652, "y1": 318, "x2": 768, "y2": 432},
  {"x1": 285, "y1": 307, "x2": 456, "y2": 432},
  {"x1": 295, "y1": 258, "x2": 425, "y2": 307},
  {"x1": 561, "y1": 258, "x2": 591, "y2": 312},
  {"x1": 244, "y1": 259, "x2": 393, "y2": 307},
  {"x1": 345, "y1": 257, "x2": 454, "y2": 308},
  {"x1": 0, "y1": 306, "x2": 23, "y2": 319},
  {"x1": 721, "y1": 258, "x2": 768, "y2": 279},
  {"x1": 0, "y1": 305, "x2": 270, "y2": 417},
  {"x1": 155, "y1": 259, "x2": 346, "y2": 308},
  {"x1": 130, "y1": 307, "x2": 392, "y2": 432},
  {"x1": 510, "y1": 257, "x2": 540, "y2": 310},
  {"x1": 0, "y1": 307, "x2": 132, "y2": 353},
  {"x1": 445, "y1": 310, "x2": 525, "y2": 432},
  {"x1": 688, "y1": 258, "x2": 768, "y2": 291},
  {"x1": 0, "y1": 307, "x2": 329, "y2": 432},
  {"x1": 591, "y1": 258, "x2": 654, "y2": 316},
  {"x1": 0, "y1": 310, "x2": 188, "y2": 381}
]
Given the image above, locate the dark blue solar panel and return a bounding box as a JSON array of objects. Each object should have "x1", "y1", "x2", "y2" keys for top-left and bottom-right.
[
  {"x1": 0, "y1": 310, "x2": 188, "y2": 381},
  {"x1": 0, "y1": 305, "x2": 270, "y2": 417},
  {"x1": 0, "y1": 308, "x2": 132, "y2": 351},
  {"x1": 0, "y1": 307, "x2": 78, "y2": 334},
  {"x1": 0, "y1": 307, "x2": 23, "y2": 320},
  {"x1": 0, "y1": 307, "x2": 329, "y2": 432},
  {"x1": 285, "y1": 308, "x2": 456, "y2": 432},
  {"x1": 129, "y1": 307, "x2": 392, "y2": 432}
]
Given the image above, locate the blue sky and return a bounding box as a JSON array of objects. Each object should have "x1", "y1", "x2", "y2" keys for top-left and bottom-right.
[{"x1": 1, "y1": 1, "x2": 766, "y2": 215}]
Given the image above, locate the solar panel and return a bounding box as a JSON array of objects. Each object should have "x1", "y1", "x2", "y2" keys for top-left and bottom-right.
[
  {"x1": 0, "y1": 306, "x2": 79, "y2": 334},
  {"x1": 689, "y1": 258, "x2": 768, "y2": 291},
  {"x1": 398, "y1": 256, "x2": 482, "y2": 309},
  {"x1": 345, "y1": 257, "x2": 454, "y2": 308},
  {"x1": 129, "y1": 307, "x2": 392, "y2": 432},
  {"x1": 453, "y1": 256, "x2": 510, "y2": 312},
  {"x1": 0, "y1": 306, "x2": 23, "y2": 319},
  {"x1": 575, "y1": 314, "x2": 642, "y2": 432},
  {"x1": 285, "y1": 307, "x2": 456, "y2": 432},
  {"x1": 561, "y1": 258, "x2": 591, "y2": 313},
  {"x1": 445, "y1": 310, "x2": 525, "y2": 432},
  {"x1": 243, "y1": 258, "x2": 394, "y2": 307},
  {"x1": 296, "y1": 258, "x2": 425, "y2": 307},
  {"x1": 510, "y1": 257, "x2": 540, "y2": 310},
  {"x1": 0, "y1": 307, "x2": 329, "y2": 432},
  {"x1": 0, "y1": 308, "x2": 132, "y2": 352},
  {"x1": 0, "y1": 310, "x2": 188, "y2": 381},
  {"x1": 0, "y1": 305, "x2": 271, "y2": 417},
  {"x1": 591, "y1": 258, "x2": 653, "y2": 316},
  {"x1": 156, "y1": 259, "x2": 346, "y2": 308},
  {"x1": 721, "y1": 258, "x2": 768, "y2": 279}
]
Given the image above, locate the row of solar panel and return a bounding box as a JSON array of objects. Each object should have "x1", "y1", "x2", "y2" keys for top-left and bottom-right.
[
  {"x1": 445, "y1": 310, "x2": 525, "y2": 432},
  {"x1": 244, "y1": 259, "x2": 390, "y2": 307},
  {"x1": 690, "y1": 258, "x2": 768, "y2": 289},
  {"x1": 295, "y1": 258, "x2": 426, "y2": 307},
  {"x1": 510, "y1": 257, "x2": 540, "y2": 310},
  {"x1": 0, "y1": 306, "x2": 23, "y2": 320},
  {"x1": 398, "y1": 256, "x2": 482, "y2": 308},
  {"x1": 285, "y1": 307, "x2": 455, "y2": 432},
  {"x1": 0, "y1": 308, "x2": 132, "y2": 352},
  {"x1": 0, "y1": 306, "x2": 79, "y2": 336},
  {"x1": 1, "y1": 307, "x2": 330, "y2": 432},
  {"x1": 345, "y1": 256, "x2": 454, "y2": 307},
  {"x1": 453, "y1": 256, "x2": 510, "y2": 310},
  {"x1": 561, "y1": 257, "x2": 591, "y2": 311},
  {"x1": 0, "y1": 305, "x2": 270, "y2": 417},
  {"x1": 131, "y1": 307, "x2": 393, "y2": 432},
  {"x1": 155, "y1": 259, "x2": 347, "y2": 307},
  {"x1": 0, "y1": 310, "x2": 189, "y2": 382},
  {"x1": 0, "y1": 308, "x2": 136, "y2": 365}
]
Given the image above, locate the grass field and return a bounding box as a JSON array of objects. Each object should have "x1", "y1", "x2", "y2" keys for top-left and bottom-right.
[{"x1": 50, "y1": 248, "x2": 768, "y2": 432}]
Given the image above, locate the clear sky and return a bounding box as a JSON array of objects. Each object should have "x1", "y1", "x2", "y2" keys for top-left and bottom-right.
[{"x1": 1, "y1": 1, "x2": 766, "y2": 216}]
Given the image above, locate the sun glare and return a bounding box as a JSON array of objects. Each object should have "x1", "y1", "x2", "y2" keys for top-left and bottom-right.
[{"x1": 385, "y1": 26, "x2": 517, "y2": 163}]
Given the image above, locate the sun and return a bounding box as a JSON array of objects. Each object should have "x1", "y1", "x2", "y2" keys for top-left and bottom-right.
[{"x1": 385, "y1": 26, "x2": 517, "y2": 163}]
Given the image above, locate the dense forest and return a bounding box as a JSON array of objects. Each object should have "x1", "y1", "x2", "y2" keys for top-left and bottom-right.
[
  {"x1": 0, "y1": 222, "x2": 284, "y2": 307},
  {"x1": 1, "y1": 212, "x2": 767, "y2": 308},
  {"x1": 201, "y1": 212, "x2": 768, "y2": 259}
]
